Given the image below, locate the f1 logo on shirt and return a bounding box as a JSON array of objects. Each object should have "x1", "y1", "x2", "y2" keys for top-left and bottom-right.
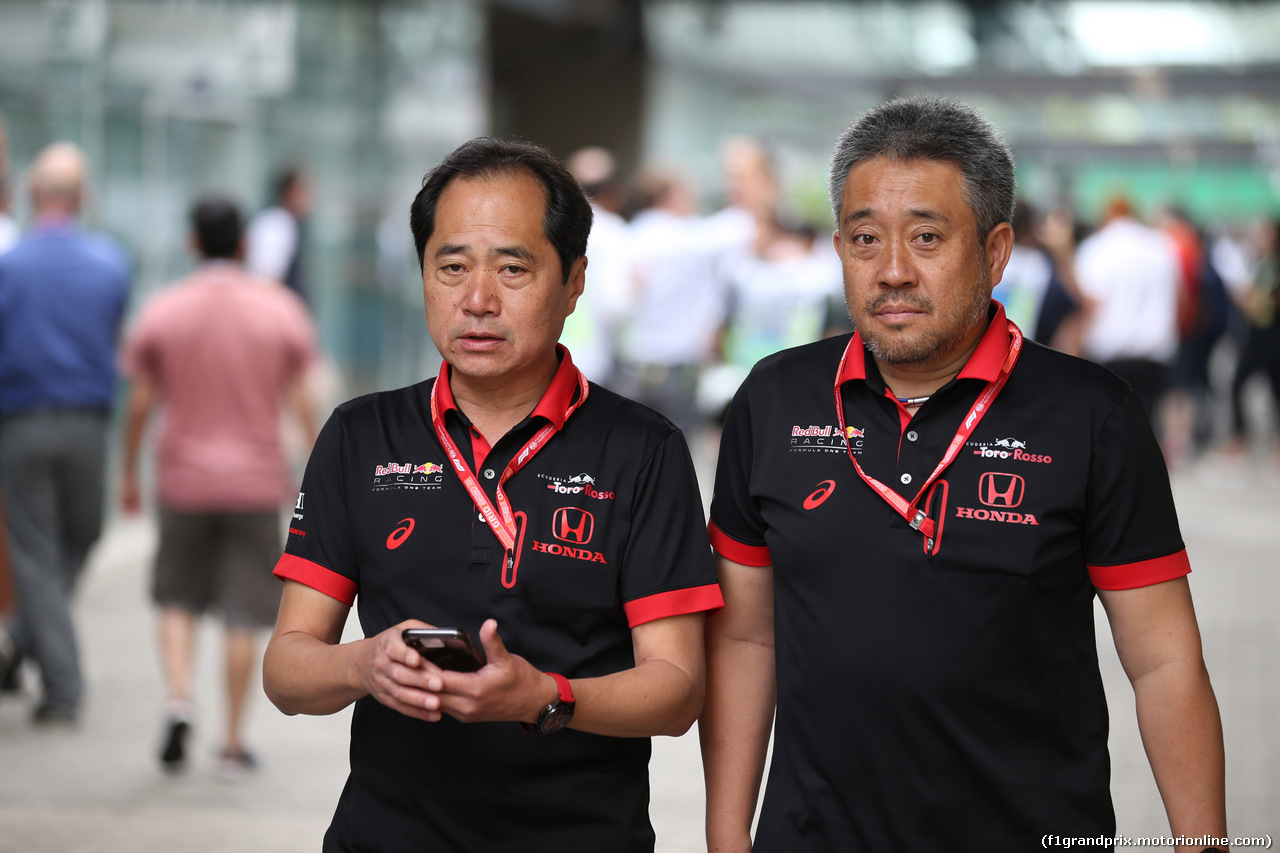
[
  {"x1": 552, "y1": 507, "x2": 593, "y2": 545},
  {"x1": 978, "y1": 472, "x2": 1025, "y2": 508}
]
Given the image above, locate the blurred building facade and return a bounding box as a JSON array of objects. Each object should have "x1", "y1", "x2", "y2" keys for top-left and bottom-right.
[{"x1": 0, "y1": 0, "x2": 1277, "y2": 394}]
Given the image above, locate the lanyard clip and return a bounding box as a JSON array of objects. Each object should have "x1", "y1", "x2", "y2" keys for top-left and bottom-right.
[{"x1": 908, "y1": 509, "x2": 929, "y2": 531}]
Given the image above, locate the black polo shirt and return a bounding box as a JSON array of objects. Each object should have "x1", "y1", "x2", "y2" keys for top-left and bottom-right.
[
  {"x1": 276, "y1": 349, "x2": 722, "y2": 852},
  {"x1": 709, "y1": 304, "x2": 1190, "y2": 851}
]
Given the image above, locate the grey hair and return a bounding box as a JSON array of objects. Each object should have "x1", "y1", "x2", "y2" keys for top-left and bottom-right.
[{"x1": 828, "y1": 96, "x2": 1016, "y2": 240}]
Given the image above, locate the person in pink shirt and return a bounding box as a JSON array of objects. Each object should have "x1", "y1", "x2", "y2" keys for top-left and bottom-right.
[{"x1": 120, "y1": 196, "x2": 319, "y2": 775}]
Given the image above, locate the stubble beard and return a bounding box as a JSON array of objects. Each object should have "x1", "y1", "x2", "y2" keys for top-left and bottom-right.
[{"x1": 852, "y1": 271, "x2": 992, "y2": 366}]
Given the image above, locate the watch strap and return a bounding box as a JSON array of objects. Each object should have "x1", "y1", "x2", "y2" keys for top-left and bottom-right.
[
  {"x1": 520, "y1": 672, "x2": 575, "y2": 733},
  {"x1": 547, "y1": 671, "x2": 574, "y2": 704}
]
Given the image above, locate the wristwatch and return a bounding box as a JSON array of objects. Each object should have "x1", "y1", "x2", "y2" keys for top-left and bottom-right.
[{"x1": 523, "y1": 672, "x2": 575, "y2": 734}]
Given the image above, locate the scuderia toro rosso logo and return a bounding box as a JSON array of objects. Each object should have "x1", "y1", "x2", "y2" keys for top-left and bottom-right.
[
  {"x1": 372, "y1": 461, "x2": 445, "y2": 492},
  {"x1": 537, "y1": 471, "x2": 615, "y2": 501},
  {"x1": 969, "y1": 436, "x2": 1053, "y2": 465}
]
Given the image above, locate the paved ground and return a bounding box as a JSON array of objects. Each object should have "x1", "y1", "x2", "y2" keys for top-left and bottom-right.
[{"x1": 0, "y1": 457, "x2": 1276, "y2": 851}]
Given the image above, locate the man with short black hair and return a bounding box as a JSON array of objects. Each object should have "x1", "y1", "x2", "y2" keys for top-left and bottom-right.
[
  {"x1": 265, "y1": 138, "x2": 721, "y2": 851},
  {"x1": 121, "y1": 195, "x2": 319, "y2": 774},
  {"x1": 702, "y1": 97, "x2": 1227, "y2": 852}
]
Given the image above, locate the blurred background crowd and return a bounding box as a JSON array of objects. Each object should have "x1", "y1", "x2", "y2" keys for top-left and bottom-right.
[{"x1": 1, "y1": 0, "x2": 1278, "y2": 471}]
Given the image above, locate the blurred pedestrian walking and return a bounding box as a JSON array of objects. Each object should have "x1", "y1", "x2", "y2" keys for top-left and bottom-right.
[
  {"x1": 1075, "y1": 196, "x2": 1181, "y2": 434},
  {"x1": 0, "y1": 113, "x2": 19, "y2": 692},
  {"x1": 715, "y1": 138, "x2": 841, "y2": 414},
  {"x1": 563, "y1": 146, "x2": 633, "y2": 386},
  {"x1": 119, "y1": 196, "x2": 319, "y2": 774},
  {"x1": 0, "y1": 142, "x2": 131, "y2": 726},
  {"x1": 1160, "y1": 206, "x2": 1231, "y2": 463},
  {"x1": 246, "y1": 164, "x2": 313, "y2": 303},
  {"x1": 1222, "y1": 216, "x2": 1280, "y2": 464},
  {"x1": 615, "y1": 166, "x2": 747, "y2": 437},
  {"x1": 1032, "y1": 203, "x2": 1087, "y2": 355},
  {"x1": 993, "y1": 199, "x2": 1054, "y2": 335}
]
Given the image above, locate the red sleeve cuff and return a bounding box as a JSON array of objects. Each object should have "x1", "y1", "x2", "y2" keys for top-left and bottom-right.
[
  {"x1": 623, "y1": 583, "x2": 725, "y2": 628},
  {"x1": 274, "y1": 553, "x2": 358, "y2": 606},
  {"x1": 1088, "y1": 549, "x2": 1191, "y2": 590},
  {"x1": 707, "y1": 521, "x2": 771, "y2": 567}
]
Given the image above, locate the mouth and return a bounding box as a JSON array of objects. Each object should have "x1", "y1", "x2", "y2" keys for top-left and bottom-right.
[
  {"x1": 456, "y1": 330, "x2": 505, "y2": 351},
  {"x1": 873, "y1": 304, "x2": 927, "y2": 325}
]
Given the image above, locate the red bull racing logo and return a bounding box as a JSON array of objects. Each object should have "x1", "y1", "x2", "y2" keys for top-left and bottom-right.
[
  {"x1": 372, "y1": 461, "x2": 445, "y2": 492},
  {"x1": 789, "y1": 424, "x2": 862, "y2": 455}
]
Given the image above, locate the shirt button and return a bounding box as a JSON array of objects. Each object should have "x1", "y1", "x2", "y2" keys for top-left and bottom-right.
[
  {"x1": 478, "y1": 513, "x2": 485, "y2": 522},
  {"x1": 906, "y1": 430, "x2": 918, "y2": 442},
  {"x1": 483, "y1": 468, "x2": 496, "y2": 480},
  {"x1": 900, "y1": 473, "x2": 913, "y2": 485}
]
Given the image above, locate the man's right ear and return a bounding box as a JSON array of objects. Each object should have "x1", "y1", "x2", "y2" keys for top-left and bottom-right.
[{"x1": 565, "y1": 256, "x2": 587, "y2": 316}]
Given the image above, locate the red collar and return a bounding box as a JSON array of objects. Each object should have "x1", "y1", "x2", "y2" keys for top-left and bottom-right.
[
  {"x1": 434, "y1": 344, "x2": 581, "y2": 430},
  {"x1": 835, "y1": 302, "x2": 1010, "y2": 386}
]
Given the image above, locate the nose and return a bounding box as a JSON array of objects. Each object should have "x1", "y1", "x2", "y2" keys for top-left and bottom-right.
[
  {"x1": 460, "y1": 268, "x2": 501, "y2": 316},
  {"x1": 878, "y1": 238, "x2": 917, "y2": 289}
]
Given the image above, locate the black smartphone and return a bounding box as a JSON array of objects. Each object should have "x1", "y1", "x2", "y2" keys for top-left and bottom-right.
[{"x1": 401, "y1": 627, "x2": 486, "y2": 672}]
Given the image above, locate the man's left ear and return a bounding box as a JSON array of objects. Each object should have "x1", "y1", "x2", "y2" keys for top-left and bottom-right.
[
  {"x1": 985, "y1": 222, "x2": 1015, "y2": 284},
  {"x1": 565, "y1": 256, "x2": 587, "y2": 315}
]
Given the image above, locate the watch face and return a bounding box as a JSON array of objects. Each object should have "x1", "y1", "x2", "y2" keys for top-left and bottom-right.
[{"x1": 538, "y1": 702, "x2": 574, "y2": 734}]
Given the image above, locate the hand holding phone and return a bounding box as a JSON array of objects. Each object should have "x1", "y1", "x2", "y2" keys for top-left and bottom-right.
[{"x1": 402, "y1": 627, "x2": 486, "y2": 673}]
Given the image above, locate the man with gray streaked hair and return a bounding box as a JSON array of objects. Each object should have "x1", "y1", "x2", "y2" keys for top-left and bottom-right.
[
  {"x1": 701, "y1": 96, "x2": 1227, "y2": 851},
  {"x1": 827, "y1": 95, "x2": 1017, "y2": 244}
]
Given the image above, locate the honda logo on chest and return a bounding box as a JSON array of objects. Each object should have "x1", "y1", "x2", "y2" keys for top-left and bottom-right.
[
  {"x1": 552, "y1": 507, "x2": 594, "y2": 544},
  {"x1": 978, "y1": 472, "x2": 1025, "y2": 508}
]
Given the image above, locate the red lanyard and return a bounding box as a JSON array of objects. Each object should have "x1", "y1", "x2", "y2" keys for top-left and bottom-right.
[
  {"x1": 429, "y1": 366, "x2": 589, "y2": 558},
  {"x1": 833, "y1": 320, "x2": 1023, "y2": 543}
]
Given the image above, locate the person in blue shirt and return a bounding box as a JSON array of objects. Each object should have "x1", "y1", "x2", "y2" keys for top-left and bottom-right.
[{"x1": 0, "y1": 142, "x2": 130, "y2": 725}]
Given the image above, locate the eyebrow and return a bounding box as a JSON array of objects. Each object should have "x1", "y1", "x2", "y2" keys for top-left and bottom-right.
[
  {"x1": 842, "y1": 207, "x2": 953, "y2": 228},
  {"x1": 492, "y1": 245, "x2": 536, "y2": 264},
  {"x1": 433, "y1": 243, "x2": 537, "y2": 264}
]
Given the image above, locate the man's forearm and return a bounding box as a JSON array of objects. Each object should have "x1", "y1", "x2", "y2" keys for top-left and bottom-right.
[
  {"x1": 263, "y1": 629, "x2": 370, "y2": 716},
  {"x1": 556, "y1": 613, "x2": 706, "y2": 738},
  {"x1": 121, "y1": 380, "x2": 153, "y2": 482},
  {"x1": 1133, "y1": 658, "x2": 1227, "y2": 852},
  {"x1": 289, "y1": 377, "x2": 319, "y2": 448},
  {"x1": 701, "y1": 628, "x2": 776, "y2": 852},
  {"x1": 568, "y1": 654, "x2": 704, "y2": 738}
]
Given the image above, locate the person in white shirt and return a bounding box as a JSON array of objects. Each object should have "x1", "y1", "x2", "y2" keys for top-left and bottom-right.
[
  {"x1": 1074, "y1": 196, "x2": 1181, "y2": 428},
  {"x1": 992, "y1": 200, "x2": 1054, "y2": 334},
  {"x1": 615, "y1": 167, "x2": 751, "y2": 438},
  {"x1": 562, "y1": 147, "x2": 633, "y2": 386},
  {"x1": 245, "y1": 165, "x2": 312, "y2": 302},
  {"x1": 716, "y1": 140, "x2": 842, "y2": 413}
]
